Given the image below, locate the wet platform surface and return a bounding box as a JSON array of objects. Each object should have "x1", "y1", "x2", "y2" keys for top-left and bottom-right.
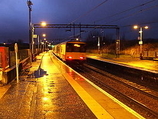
[
  {"x1": 0, "y1": 53, "x2": 96, "y2": 119},
  {"x1": 0, "y1": 52, "x2": 145, "y2": 119}
]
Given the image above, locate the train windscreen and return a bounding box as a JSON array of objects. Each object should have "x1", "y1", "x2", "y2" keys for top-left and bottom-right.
[{"x1": 66, "y1": 43, "x2": 86, "y2": 52}]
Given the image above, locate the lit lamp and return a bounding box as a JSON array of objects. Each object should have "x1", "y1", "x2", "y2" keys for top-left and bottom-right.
[
  {"x1": 133, "y1": 25, "x2": 149, "y2": 59},
  {"x1": 42, "y1": 33, "x2": 47, "y2": 51},
  {"x1": 42, "y1": 34, "x2": 46, "y2": 37},
  {"x1": 76, "y1": 38, "x2": 79, "y2": 41},
  {"x1": 41, "y1": 21, "x2": 47, "y2": 27}
]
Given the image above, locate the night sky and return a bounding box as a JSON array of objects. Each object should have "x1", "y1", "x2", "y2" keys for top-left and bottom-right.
[{"x1": 0, "y1": 0, "x2": 158, "y2": 43}]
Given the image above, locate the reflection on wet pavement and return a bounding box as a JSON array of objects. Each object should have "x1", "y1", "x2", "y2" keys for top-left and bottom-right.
[{"x1": 0, "y1": 52, "x2": 97, "y2": 119}]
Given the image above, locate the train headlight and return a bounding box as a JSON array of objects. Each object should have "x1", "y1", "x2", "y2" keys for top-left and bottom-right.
[
  {"x1": 80, "y1": 56, "x2": 84, "y2": 59},
  {"x1": 67, "y1": 56, "x2": 72, "y2": 59}
]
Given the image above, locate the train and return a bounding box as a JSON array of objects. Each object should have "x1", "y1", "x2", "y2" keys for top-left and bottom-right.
[{"x1": 53, "y1": 41, "x2": 86, "y2": 65}]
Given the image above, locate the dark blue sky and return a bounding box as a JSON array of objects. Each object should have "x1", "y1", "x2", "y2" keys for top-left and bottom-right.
[{"x1": 0, "y1": 0, "x2": 158, "y2": 43}]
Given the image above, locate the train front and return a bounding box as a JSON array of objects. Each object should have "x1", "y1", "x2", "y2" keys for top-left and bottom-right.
[{"x1": 65, "y1": 41, "x2": 86, "y2": 65}]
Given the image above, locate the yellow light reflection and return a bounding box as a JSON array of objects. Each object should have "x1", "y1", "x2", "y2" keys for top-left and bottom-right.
[
  {"x1": 43, "y1": 97, "x2": 49, "y2": 101},
  {"x1": 124, "y1": 61, "x2": 157, "y2": 71},
  {"x1": 68, "y1": 68, "x2": 73, "y2": 76}
]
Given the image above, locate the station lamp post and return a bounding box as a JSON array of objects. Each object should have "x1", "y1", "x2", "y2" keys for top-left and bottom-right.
[
  {"x1": 92, "y1": 36, "x2": 100, "y2": 54},
  {"x1": 27, "y1": 0, "x2": 33, "y2": 61},
  {"x1": 42, "y1": 33, "x2": 46, "y2": 51},
  {"x1": 40, "y1": 22, "x2": 47, "y2": 51},
  {"x1": 133, "y1": 25, "x2": 149, "y2": 59},
  {"x1": 97, "y1": 37, "x2": 101, "y2": 54}
]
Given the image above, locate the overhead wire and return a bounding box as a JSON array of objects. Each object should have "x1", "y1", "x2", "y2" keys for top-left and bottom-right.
[
  {"x1": 86, "y1": 0, "x2": 158, "y2": 38},
  {"x1": 81, "y1": 0, "x2": 158, "y2": 39},
  {"x1": 70, "y1": 0, "x2": 108, "y2": 24},
  {"x1": 95, "y1": 0, "x2": 157, "y2": 23},
  {"x1": 65, "y1": 0, "x2": 109, "y2": 40},
  {"x1": 66, "y1": 0, "x2": 158, "y2": 40},
  {"x1": 106, "y1": 4, "x2": 158, "y2": 24}
]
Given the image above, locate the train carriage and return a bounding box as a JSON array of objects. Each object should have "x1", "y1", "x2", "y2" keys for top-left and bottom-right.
[{"x1": 53, "y1": 41, "x2": 86, "y2": 65}]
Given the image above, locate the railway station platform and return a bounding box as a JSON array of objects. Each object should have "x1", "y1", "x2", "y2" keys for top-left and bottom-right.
[
  {"x1": 87, "y1": 54, "x2": 158, "y2": 72},
  {"x1": 0, "y1": 52, "x2": 145, "y2": 119}
]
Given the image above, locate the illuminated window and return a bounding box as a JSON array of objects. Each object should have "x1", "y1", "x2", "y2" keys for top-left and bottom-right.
[
  {"x1": 74, "y1": 44, "x2": 80, "y2": 47},
  {"x1": 66, "y1": 43, "x2": 86, "y2": 52}
]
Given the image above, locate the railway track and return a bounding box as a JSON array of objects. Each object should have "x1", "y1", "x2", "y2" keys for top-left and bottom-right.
[
  {"x1": 86, "y1": 58, "x2": 158, "y2": 90},
  {"x1": 53, "y1": 53, "x2": 158, "y2": 118},
  {"x1": 74, "y1": 64, "x2": 158, "y2": 119}
]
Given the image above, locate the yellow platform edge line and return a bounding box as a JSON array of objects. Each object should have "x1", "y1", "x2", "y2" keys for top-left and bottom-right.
[
  {"x1": 63, "y1": 73, "x2": 114, "y2": 119},
  {"x1": 78, "y1": 74, "x2": 146, "y2": 119},
  {"x1": 51, "y1": 52, "x2": 145, "y2": 119}
]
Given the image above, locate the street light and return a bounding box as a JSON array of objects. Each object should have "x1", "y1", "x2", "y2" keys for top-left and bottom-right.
[
  {"x1": 41, "y1": 21, "x2": 47, "y2": 27},
  {"x1": 97, "y1": 37, "x2": 100, "y2": 54},
  {"x1": 42, "y1": 34, "x2": 46, "y2": 37},
  {"x1": 42, "y1": 33, "x2": 47, "y2": 51},
  {"x1": 92, "y1": 36, "x2": 100, "y2": 54},
  {"x1": 133, "y1": 25, "x2": 149, "y2": 59},
  {"x1": 27, "y1": 0, "x2": 33, "y2": 61}
]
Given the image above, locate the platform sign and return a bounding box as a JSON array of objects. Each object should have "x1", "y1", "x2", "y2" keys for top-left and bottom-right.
[
  {"x1": 33, "y1": 34, "x2": 37, "y2": 38},
  {"x1": 14, "y1": 43, "x2": 19, "y2": 83}
]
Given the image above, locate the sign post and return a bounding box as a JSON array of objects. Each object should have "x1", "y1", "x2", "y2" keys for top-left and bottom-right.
[{"x1": 14, "y1": 43, "x2": 19, "y2": 83}]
